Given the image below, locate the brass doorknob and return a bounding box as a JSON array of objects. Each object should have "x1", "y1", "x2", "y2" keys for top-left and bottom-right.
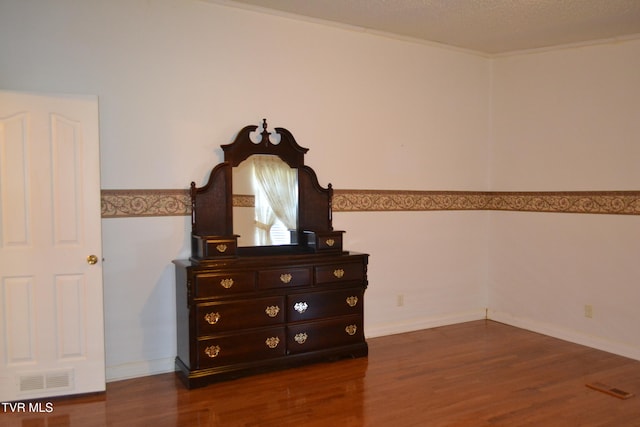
[{"x1": 87, "y1": 255, "x2": 98, "y2": 265}]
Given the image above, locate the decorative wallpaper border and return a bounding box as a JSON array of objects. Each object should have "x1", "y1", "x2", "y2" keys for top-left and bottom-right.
[
  {"x1": 101, "y1": 189, "x2": 640, "y2": 218},
  {"x1": 333, "y1": 190, "x2": 640, "y2": 215},
  {"x1": 101, "y1": 189, "x2": 191, "y2": 218}
]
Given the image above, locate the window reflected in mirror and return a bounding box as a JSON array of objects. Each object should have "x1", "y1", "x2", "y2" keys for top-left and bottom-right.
[{"x1": 233, "y1": 155, "x2": 298, "y2": 246}]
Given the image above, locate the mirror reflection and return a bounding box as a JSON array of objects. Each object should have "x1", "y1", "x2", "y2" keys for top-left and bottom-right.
[{"x1": 233, "y1": 155, "x2": 298, "y2": 246}]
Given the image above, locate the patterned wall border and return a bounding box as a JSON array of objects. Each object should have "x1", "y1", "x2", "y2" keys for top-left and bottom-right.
[
  {"x1": 101, "y1": 189, "x2": 640, "y2": 218},
  {"x1": 101, "y1": 189, "x2": 191, "y2": 218},
  {"x1": 333, "y1": 190, "x2": 640, "y2": 215}
]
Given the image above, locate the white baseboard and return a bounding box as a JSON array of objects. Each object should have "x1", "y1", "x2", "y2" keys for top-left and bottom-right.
[
  {"x1": 106, "y1": 357, "x2": 175, "y2": 383},
  {"x1": 106, "y1": 310, "x2": 639, "y2": 383},
  {"x1": 105, "y1": 311, "x2": 486, "y2": 382},
  {"x1": 365, "y1": 309, "x2": 486, "y2": 338},
  {"x1": 489, "y1": 310, "x2": 640, "y2": 362}
]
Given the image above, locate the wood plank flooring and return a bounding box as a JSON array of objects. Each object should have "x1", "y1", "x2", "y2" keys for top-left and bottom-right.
[{"x1": 3, "y1": 320, "x2": 639, "y2": 426}]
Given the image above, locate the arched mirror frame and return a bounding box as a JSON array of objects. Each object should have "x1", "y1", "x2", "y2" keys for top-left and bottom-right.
[{"x1": 190, "y1": 119, "x2": 344, "y2": 260}]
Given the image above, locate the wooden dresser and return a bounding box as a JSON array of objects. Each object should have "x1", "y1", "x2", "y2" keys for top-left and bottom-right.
[
  {"x1": 174, "y1": 251, "x2": 368, "y2": 388},
  {"x1": 174, "y1": 120, "x2": 369, "y2": 388}
]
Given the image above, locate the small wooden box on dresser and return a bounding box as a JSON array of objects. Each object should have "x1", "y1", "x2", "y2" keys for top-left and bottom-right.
[{"x1": 173, "y1": 120, "x2": 369, "y2": 388}]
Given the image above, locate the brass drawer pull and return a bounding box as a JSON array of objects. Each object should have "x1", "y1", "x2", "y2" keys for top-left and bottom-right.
[
  {"x1": 294, "y1": 302, "x2": 308, "y2": 314},
  {"x1": 333, "y1": 269, "x2": 345, "y2": 279},
  {"x1": 345, "y1": 324, "x2": 357, "y2": 336},
  {"x1": 294, "y1": 332, "x2": 308, "y2": 344},
  {"x1": 346, "y1": 296, "x2": 358, "y2": 307},
  {"x1": 216, "y1": 244, "x2": 227, "y2": 253},
  {"x1": 280, "y1": 273, "x2": 292, "y2": 284},
  {"x1": 220, "y1": 278, "x2": 234, "y2": 289},
  {"x1": 325, "y1": 238, "x2": 335, "y2": 247},
  {"x1": 265, "y1": 305, "x2": 280, "y2": 318},
  {"x1": 265, "y1": 337, "x2": 280, "y2": 349},
  {"x1": 204, "y1": 345, "x2": 221, "y2": 358},
  {"x1": 204, "y1": 312, "x2": 221, "y2": 324}
]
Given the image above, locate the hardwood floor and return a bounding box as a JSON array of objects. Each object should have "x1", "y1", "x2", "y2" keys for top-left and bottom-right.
[{"x1": 3, "y1": 320, "x2": 639, "y2": 426}]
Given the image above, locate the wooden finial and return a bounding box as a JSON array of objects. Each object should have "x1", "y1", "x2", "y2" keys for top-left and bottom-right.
[{"x1": 261, "y1": 118, "x2": 270, "y2": 146}]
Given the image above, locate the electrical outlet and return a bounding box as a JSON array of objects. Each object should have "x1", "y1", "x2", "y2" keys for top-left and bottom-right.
[
  {"x1": 397, "y1": 294, "x2": 404, "y2": 307},
  {"x1": 584, "y1": 304, "x2": 593, "y2": 318}
]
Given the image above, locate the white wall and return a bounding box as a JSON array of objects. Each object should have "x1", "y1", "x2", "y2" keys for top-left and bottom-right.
[
  {"x1": 490, "y1": 41, "x2": 640, "y2": 191},
  {"x1": 0, "y1": 0, "x2": 491, "y2": 380},
  {"x1": 337, "y1": 211, "x2": 490, "y2": 338},
  {"x1": 489, "y1": 40, "x2": 640, "y2": 359},
  {"x1": 488, "y1": 212, "x2": 640, "y2": 359}
]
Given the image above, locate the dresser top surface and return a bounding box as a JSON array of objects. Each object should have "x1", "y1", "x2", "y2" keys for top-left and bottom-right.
[{"x1": 173, "y1": 251, "x2": 368, "y2": 270}]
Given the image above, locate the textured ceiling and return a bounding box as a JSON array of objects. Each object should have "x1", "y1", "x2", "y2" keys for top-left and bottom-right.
[{"x1": 219, "y1": 0, "x2": 640, "y2": 54}]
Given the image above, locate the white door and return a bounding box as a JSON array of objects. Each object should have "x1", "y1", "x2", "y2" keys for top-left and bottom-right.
[{"x1": 0, "y1": 91, "x2": 105, "y2": 401}]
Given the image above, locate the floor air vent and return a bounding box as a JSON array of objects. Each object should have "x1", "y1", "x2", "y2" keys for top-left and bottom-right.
[
  {"x1": 19, "y1": 374, "x2": 45, "y2": 392},
  {"x1": 46, "y1": 371, "x2": 72, "y2": 388},
  {"x1": 19, "y1": 370, "x2": 74, "y2": 393},
  {"x1": 586, "y1": 382, "x2": 634, "y2": 400}
]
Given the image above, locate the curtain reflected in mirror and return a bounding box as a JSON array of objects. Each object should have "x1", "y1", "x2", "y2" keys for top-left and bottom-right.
[{"x1": 233, "y1": 155, "x2": 298, "y2": 246}]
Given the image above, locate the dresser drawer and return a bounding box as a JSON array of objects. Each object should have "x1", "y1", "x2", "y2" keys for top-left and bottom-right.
[
  {"x1": 193, "y1": 271, "x2": 256, "y2": 298},
  {"x1": 258, "y1": 267, "x2": 312, "y2": 289},
  {"x1": 287, "y1": 316, "x2": 364, "y2": 354},
  {"x1": 195, "y1": 296, "x2": 285, "y2": 335},
  {"x1": 315, "y1": 262, "x2": 365, "y2": 285},
  {"x1": 287, "y1": 288, "x2": 363, "y2": 322},
  {"x1": 192, "y1": 235, "x2": 237, "y2": 259},
  {"x1": 197, "y1": 327, "x2": 286, "y2": 368}
]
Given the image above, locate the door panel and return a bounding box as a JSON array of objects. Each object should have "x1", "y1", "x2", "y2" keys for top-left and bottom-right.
[
  {"x1": 0, "y1": 91, "x2": 104, "y2": 401},
  {"x1": 1, "y1": 112, "x2": 30, "y2": 246},
  {"x1": 52, "y1": 113, "x2": 83, "y2": 244},
  {"x1": 55, "y1": 274, "x2": 86, "y2": 359},
  {"x1": 3, "y1": 277, "x2": 36, "y2": 364}
]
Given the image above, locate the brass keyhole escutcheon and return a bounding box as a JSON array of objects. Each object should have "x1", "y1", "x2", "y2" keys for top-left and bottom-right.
[
  {"x1": 87, "y1": 255, "x2": 98, "y2": 265},
  {"x1": 265, "y1": 337, "x2": 280, "y2": 349},
  {"x1": 280, "y1": 273, "x2": 292, "y2": 284},
  {"x1": 294, "y1": 332, "x2": 308, "y2": 344},
  {"x1": 265, "y1": 306, "x2": 280, "y2": 318},
  {"x1": 345, "y1": 324, "x2": 358, "y2": 336},
  {"x1": 220, "y1": 278, "x2": 234, "y2": 289},
  {"x1": 346, "y1": 296, "x2": 358, "y2": 307},
  {"x1": 204, "y1": 312, "x2": 221, "y2": 325},
  {"x1": 204, "y1": 345, "x2": 221, "y2": 358}
]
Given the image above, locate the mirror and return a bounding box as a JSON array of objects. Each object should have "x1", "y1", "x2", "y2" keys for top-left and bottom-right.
[
  {"x1": 233, "y1": 155, "x2": 298, "y2": 247},
  {"x1": 190, "y1": 119, "x2": 339, "y2": 260}
]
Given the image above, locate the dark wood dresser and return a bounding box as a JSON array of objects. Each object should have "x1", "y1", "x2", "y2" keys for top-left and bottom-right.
[
  {"x1": 174, "y1": 120, "x2": 369, "y2": 388},
  {"x1": 174, "y1": 251, "x2": 368, "y2": 388}
]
